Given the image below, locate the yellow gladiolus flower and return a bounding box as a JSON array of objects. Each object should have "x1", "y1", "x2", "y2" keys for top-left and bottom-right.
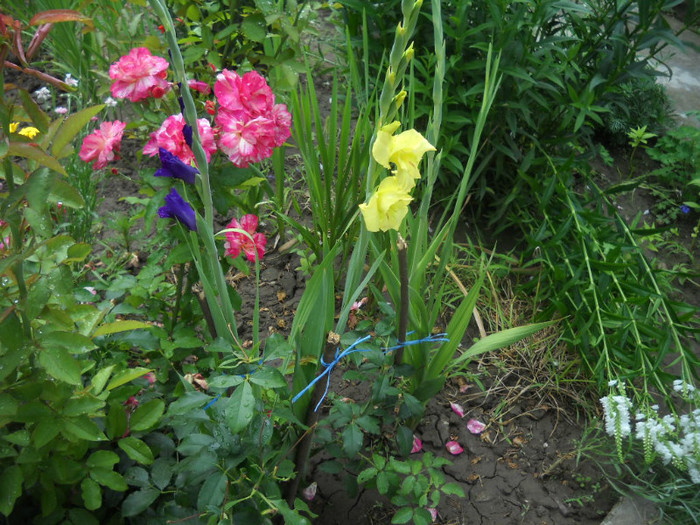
[
  {"x1": 372, "y1": 121, "x2": 436, "y2": 189},
  {"x1": 9, "y1": 122, "x2": 20, "y2": 133},
  {"x1": 18, "y1": 126, "x2": 40, "y2": 139},
  {"x1": 359, "y1": 176, "x2": 413, "y2": 232}
]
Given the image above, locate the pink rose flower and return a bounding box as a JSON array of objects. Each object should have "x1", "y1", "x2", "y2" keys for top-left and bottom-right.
[
  {"x1": 224, "y1": 214, "x2": 267, "y2": 262},
  {"x1": 214, "y1": 69, "x2": 274, "y2": 120},
  {"x1": 301, "y1": 482, "x2": 317, "y2": 502},
  {"x1": 213, "y1": 69, "x2": 291, "y2": 166},
  {"x1": 79, "y1": 120, "x2": 126, "y2": 170},
  {"x1": 445, "y1": 441, "x2": 464, "y2": 455},
  {"x1": 216, "y1": 112, "x2": 275, "y2": 168},
  {"x1": 143, "y1": 114, "x2": 217, "y2": 165},
  {"x1": 109, "y1": 47, "x2": 171, "y2": 102}
]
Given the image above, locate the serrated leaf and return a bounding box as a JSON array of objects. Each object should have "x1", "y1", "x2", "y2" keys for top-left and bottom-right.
[
  {"x1": 86, "y1": 450, "x2": 120, "y2": 469},
  {"x1": 441, "y1": 482, "x2": 465, "y2": 497},
  {"x1": 197, "y1": 471, "x2": 227, "y2": 510},
  {"x1": 93, "y1": 320, "x2": 152, "y2": 337},
  {"x1": 105, "y1": 367, "x2": 152, "y2": 390},
  {"x1": 81, "y1": 477, "x2": 102, "y2": 511},
  {"x1": 129, "y1": 399, "x2": 164, "y2": 432},
  {"x1": 90, "y1": 365, "x2": 115, "y2": 395},
  {"x1": 62, "y1": 416, "x2": 106, "y2": 441},
  {"x1": 248, "y1": 366, "x2": 287, "y2": 388},
  {"x1": 225, "y1": 381, "x2": 254, "y2": 434},
  {"x1": 150, "y1": 458, "x2": 172, "y2": 490},
  {"x1": 121, "y1": 488, "x2": 160, "y2": 517},
  {"x1": 342, "y1": 424, "x2": 363, "y2": 457},
  {"x1": 32, "y1": 419, "x2": 60, "y2": 448},
  {"x1": 119, "y1": 437, "x2": 154, "y2": 465},
  {"x1": 124, "y1": 466, "x2": 150, "y2": 488},
  {"x1": 39, "y1": 346, "x2": 82, "y2": 385},
  {"x1": 51, "y1": 105, "x2": 105, "y2": 157},
  {"x1": 357, "y1": 467, "x2": 378, "y2": 485},
  {"x1": 40, "y1": 331, "x2": 96, "y2": 354},
  {"x1": 391, "y1": 507, "x2": 413, "y2": 524},
  {"x1": 0, "y1": 465, "x2": 23, "y2": 517},
  {"x1": 90, "y1": 468, "x2": 127, "y2": 491},
  {"x1": 64, "y1": 395, "x2": 104, "y2": 416}
]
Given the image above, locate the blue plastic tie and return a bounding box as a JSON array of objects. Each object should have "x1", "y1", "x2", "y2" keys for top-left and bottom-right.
[{"x1": 291, "y1": 332, "x2": 450, "y2": 412}]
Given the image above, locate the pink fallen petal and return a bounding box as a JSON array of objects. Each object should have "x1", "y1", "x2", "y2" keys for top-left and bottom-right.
[
  {"x1": 450, "y1": 402, "x2": 465, "y2": 418},
  {"x1": 445, "y1": 441, "x2": 463, "y2": 455},
  {"x1": 302, "y1": 481, "x2": 317, "y2": 502},
  {"x1": 427, "y1": 507, "x2": 438, "y2": 521},
  {"x1": 411, "y1": 435, "x2": 423, "y2": 454},
  {"x1": 459, "y1": 383, "x2": 470, "y2": 393},
  {"x1": 467, "y1": 418, "x2": 486, "y2": 434}
]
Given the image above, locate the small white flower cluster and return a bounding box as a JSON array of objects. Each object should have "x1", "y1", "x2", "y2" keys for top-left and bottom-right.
[
  {"x1": 600, "y1": 394, "x2": 633, "y2": 437},
  {"x1": 33, "y1": 86, "x2": 51, "y2": 104},
  {"x1": 602, "y1": 380, "x2": 700, "y2": 484}
]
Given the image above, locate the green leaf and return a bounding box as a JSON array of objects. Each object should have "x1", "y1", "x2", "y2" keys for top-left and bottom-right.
[
  {"x1": 0, "y1": 465, "x2": 23, "y2": 517},
  {"x1": 19, "y1": 89, "x2": 49, "y2": 133},
  {"x1": 450, "y1": 321, "x2": 555, "y2": 369},
  {"x1": 93, "y1": 320, "x2": 152, "y2": 337},
  {"x1": 48, "y1": 178, "x2": 85, "y2": 208},
  {"x1": 225, "y1": 381, "x2": 254, "y2": 434},
  {"x1": 441, "y1": 482, "x2": 465, "y2": 497},
  {"x1": 129, "y1": 399, "x2": 164, "y2": 432},
  {"x1": 62, "y1": 416, "x2": 106, "y2": 441},
  {"x1": 90, "y1": 468, "x2": 128, "y2": 491},
  {"x1": 167, "y1": 390, "x2": 211, "y2": 416},
  {"x1": 40, "y1": 331, "x2": 96, "y2": 354},
  {"x1": 241, "y1": 13, "x2": 267, "y2": 42},
  {"x1": 248, "y1": 366, "x2": 288, "y2": 388},
  {"x1": 64, "y1": 395, "x2": 105, "y2": 416},
  {"x1": 150, "y1": 458, "x2": 172, "y2": 490},
  {"x1": 341, "y1": 423, "x2": 363, "y2": 457},
  {"x1": 208, "y1": 374, "x2": 244, "y2": 389},
  {"x1": 51, "y1": 105, "x2": 105, "y2": 158},
  {"x1": 105, "y1": 367, "x2": 152, "y2": 390},
  {"x1": 90, "y1": 365, "x2": 115, "y2": 395},
  {"x1": 121, "y1": 488, "x2": 160, "y2": 517},
  {"x1": 86, "y1": 450, "x2": 120, "y2": 469},
  {"x1": 124, "y1": 466, "x2": 150, "y2": 488},
  {"x1": 412, "y1": 508, "x2": 433, "y2": 525},
  {"x1": 0, "y1": 394, "x2": 18, "y2": 417},
  {"x1": 391, "y1": 507, "x2": 413, "y2": 524},
  {"x1": 8, "y1": 142, "x2": 66, "y2": 175},
  {"x1": 81, "y1": 477, "x2": 102, "y2": 511},
  {"x1": 357, "y1": 467, "x2": 378, "y2": 485},
  {"x1": 119, "y1": 437, "x2": 155, "y2": 465},
  {"x1": 197, "y1": 471, "x2": 227, "y2": 510},
  {"x1": 376, "y1": 471, "x2": 390, "y2": 495},
  {"x1": 39, "y1": 346, "x2": 82, "y2": 385},
  {"x1": 33, "y1": 419, "x2": 60, "y2": 448},
  {"x1": 65, "y1": 242, "x2": 91, "y2": 262}
]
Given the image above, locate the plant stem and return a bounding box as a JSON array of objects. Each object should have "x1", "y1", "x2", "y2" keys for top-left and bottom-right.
[
  {"x1": 285, "y1": 332, "x2": 340, "y2": 507},
  {"x1": 395, "y1": 234, "x2": 409, "y2": 365}
]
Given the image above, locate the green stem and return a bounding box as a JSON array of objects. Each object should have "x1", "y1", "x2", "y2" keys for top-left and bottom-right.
[{"x1": 395, "y1": 234, "x2": 409, "y2": 365}]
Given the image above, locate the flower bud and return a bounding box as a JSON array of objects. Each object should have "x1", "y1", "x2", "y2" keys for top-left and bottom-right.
[
  {"x1": 404, "y1": 43, "x2": 415, "y2": 61},
  {"x1": 394, "y1": 90, "x2": 407, "y2": 109}
]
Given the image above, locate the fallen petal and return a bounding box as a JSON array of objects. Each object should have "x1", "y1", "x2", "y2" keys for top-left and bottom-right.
[
  {"x1": 467, "y1": 418, "x2": 486, "y2": 434},
  {"x1": 411, "y1": 435, "x2": 423, "y2": 454},
  {"x1": 427, "y1": 507, "x2": 438, "y2": 521},
  {"x1": 450, "y1": 402, "x2": 465, "y2": 418},
  {"x1": 445, "y1": 441, "x2": 464, "y2": 455},
  {"x1": 302, "y1": 481, "x2": 317, "y2": 502}
]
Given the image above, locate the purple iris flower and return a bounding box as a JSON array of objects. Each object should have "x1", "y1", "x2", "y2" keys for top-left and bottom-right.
[
  {"x1": 155, "y1": 148, "x2": 198, "y2": 184},
  {"x1": 158, "y1": 188, "x2": 197, "y2": 231}
]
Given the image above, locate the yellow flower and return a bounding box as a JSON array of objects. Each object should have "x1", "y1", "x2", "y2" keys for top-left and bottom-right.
[
  {"x1": 359, "y1": 176, "x2": 413, "y2": 232},
  {"x1": 9, "y1": 122, "x2": 19, "y2": 133},
  {"x1": 18, "y1": 126, "x2": 40, "y2": 139},
  {"x1": 372, "y1": 121, "x2": 436, "y2": 189}
]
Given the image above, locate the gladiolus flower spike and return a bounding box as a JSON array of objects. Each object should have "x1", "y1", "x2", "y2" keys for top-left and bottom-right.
[
  {"x1": 158, "y1": 188, "x2": 197, "y2": 231},
  {"x1": 155, "y1": 147, "x2": 198, "y2": 184}
]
